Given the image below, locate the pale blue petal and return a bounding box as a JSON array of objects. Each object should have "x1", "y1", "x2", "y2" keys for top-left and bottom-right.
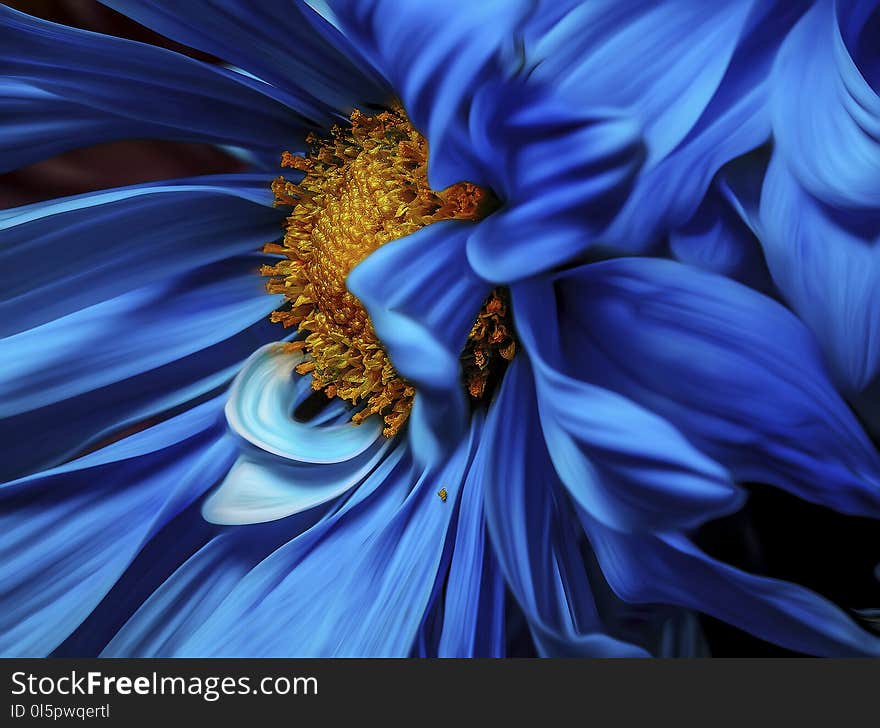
[
  {"x1": 202, "y1": 445, "x2": 391, "y2": 526},
  {"x1": 175, "y1": 425, "x2": 477, "y2": 656},
  {"x1": 223, "y1": 343, "x2": 383, "y2": 464}
]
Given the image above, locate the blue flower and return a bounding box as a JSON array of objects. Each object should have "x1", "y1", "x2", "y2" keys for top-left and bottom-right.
[{"x1": 1, "y1": 0, "x2": 879, "y2": 657}]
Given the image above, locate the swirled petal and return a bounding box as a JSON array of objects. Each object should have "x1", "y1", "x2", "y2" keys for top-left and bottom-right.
[
  {"x1": 202, "y1": 443, "x2": 392, "y2": 526},
  {"x1": 224, "y1": 343, "x2": 384, "y2": 464},
  {"x1": 175, "y1": 424, "x2": 476, "y2": 656}
]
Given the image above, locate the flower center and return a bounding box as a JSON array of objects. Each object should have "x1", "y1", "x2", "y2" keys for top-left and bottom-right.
[{"x1": 263, "y1": 105, "x2": 514, "y2": 437}]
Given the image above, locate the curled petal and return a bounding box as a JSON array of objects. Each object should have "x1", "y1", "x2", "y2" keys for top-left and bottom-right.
[
  {"x1": 759, "y1": 1, "x2": 880, "y2": 391},
  {"x1": 223, "y1": 343, "x2": 384, "y2": 463}
]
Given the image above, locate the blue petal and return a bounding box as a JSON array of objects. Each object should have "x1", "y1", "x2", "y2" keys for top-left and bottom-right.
[
  {"x1": 770, "y1": 0, "x2": 880, "y2": 209},
  {"x1": 0, "y1": 176, "x2": 282, "y2": 336},
  {"x1": 222, "y1": 343, "x2": 383, "y2": 463},
  {"x1": 202, "y1": 448, "x2": 390, "y2": 526},
  {"x1": 760, "y1": 157, "x2": 880, "y2": 392},
  {"x1": 0, "y1": 6, "x2": 313, "y2": 172},
  {"x1": 436, "y1": 448, "x2": 505, "y2": 658},
  {"x1": 175, "y1": 425, "x2": 479, "y2": 656},
  {"x1": 100, "y1": 0, "x2": 389, "y2": 114},
  {"x1": 669, "y1": 182, "x2": 774, "y2": 293},
  {"x1": 760, "y1": 1, "x2": 880, "y2": 391},
  {"x1": 541, "y1": 257, "x2": 880, "y2": 519},
  {"x1": 101, "y1": 513, "x2": 325, "y2": 657},
  {"x1": 525, "y1": 0, "x2": 755, "y2": 165},
  {"x1": 0, "y1": 257, "x2": 278, "y2": 418},
  {"x1": 203, "y1": 344, "x2": 392, "y2": 524},
  {"x1": 0, "y1": 397, "x2": 234, "y2": 656},
  {"x1": 103, "y1": 535, "x2": 261, "y2": 657},
  {"x1": 465, "y1": 104, "x2": 644, "y2": 282},
  {"x1": 323, "y1": 0, "x2": 534, "y2": 191},
  {"x1": 582, "y1": 512, "x2": 880, "y2": 657},
  {"x1": 348, "y1": 221, "x2": 489, "y2": 463},
  {"x1": 0, "y1": 257, "x2": 280, "y2": 480},
  {"x1": 481, "y1": 357, "x2": 649, "y2": 657},
  {"x1": 528, "y1": 0, "x2": 807, "y2": 253},
  {"x1": 511, "y1": 305, "x2": 743, "y2": 533}
]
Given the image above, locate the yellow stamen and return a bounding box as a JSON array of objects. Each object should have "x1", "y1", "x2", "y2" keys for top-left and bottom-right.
[{"x1": 264, "y1": 105, "x2": 512, "y2": 436}]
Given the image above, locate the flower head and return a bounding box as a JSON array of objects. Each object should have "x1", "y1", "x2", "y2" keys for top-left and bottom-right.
[{"x1": 1, "y1": 0, "x2": 879, "y2": 658}]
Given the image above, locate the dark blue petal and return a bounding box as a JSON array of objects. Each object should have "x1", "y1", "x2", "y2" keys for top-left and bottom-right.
[
  {"x1": 323, "y1": 0, "x2": 534, "y2": 190},
  {"x1": 582, "y1": 513, "x2": 880, "y2": 657},
  {"x1": 173, "y1": 425, "x2": 479, "y2": 656},
  {"x1": 0, "y1": 398, "x2": 234, "y2": 656},
  {"x1": 481, "y1": 357, "x2": 649, "y2": 657},
  {"x1": 0, "y1": 6, "x2": 313, "y2": 172},
  {"x1": 348, "y1": 221, "x2": 489, "y2": 463},
  {"x1": 512, "y1": 300, "x2": 743, "y2": 533},
  {"x1": 466, "y1": 104, "x2": 643, "y2": 282},
  {"x1": 669, "y1": 182, "x2": 774, "y2": 294},
  {"x1": 540, "y1": 257, "x2": 880, "y2": 519},
  {"x1": 760, "y1": 0, "x2": 880, "y2": 391},
  {"x1": 0, "y1": 176, "x2": 283, "y2": 336},
  {"x1": 100, "y1": 0, "x2": 389, "y2": 114}
]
